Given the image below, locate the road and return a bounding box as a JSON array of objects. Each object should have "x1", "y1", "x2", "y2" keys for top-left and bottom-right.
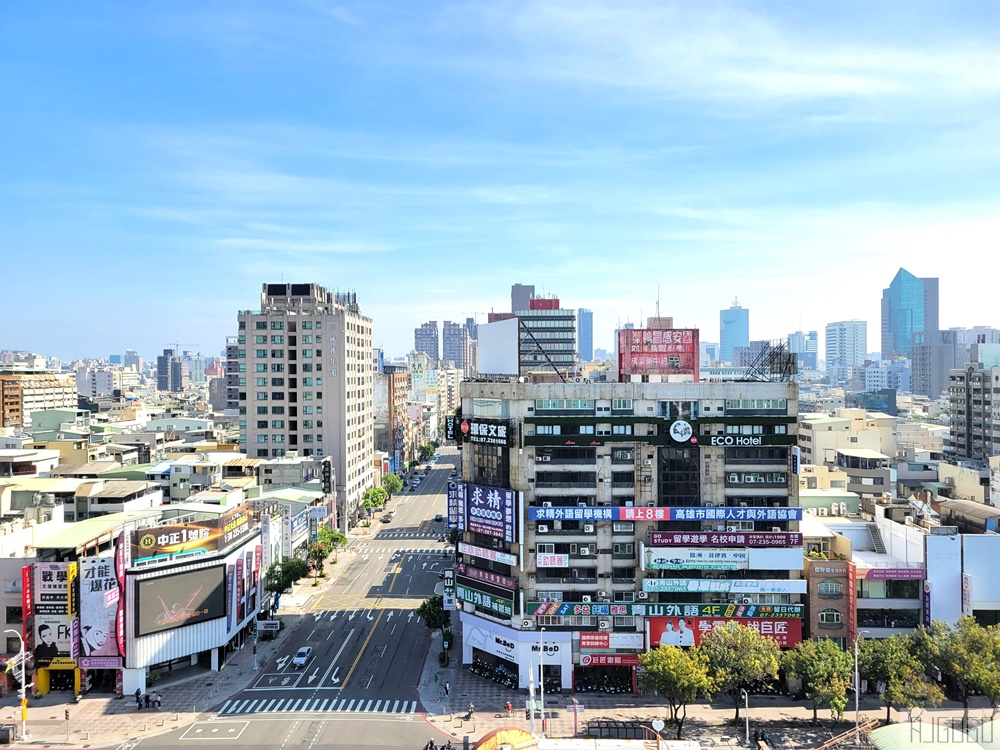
[{"x1": 128, "y1": 448, "x2": 461, "y2": 750}]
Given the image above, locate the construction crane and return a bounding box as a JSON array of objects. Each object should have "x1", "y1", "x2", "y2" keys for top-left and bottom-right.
[{"x1": 167, "y1": 342, "x2": 199, "y2": 354}]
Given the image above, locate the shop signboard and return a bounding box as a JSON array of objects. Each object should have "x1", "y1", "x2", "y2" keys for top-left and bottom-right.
[
  {"x1": 650, "y1": 531, "x2": 803, "y2": 548},
  {"x1": 641, "y1": 578, "x2": 807, "y2": 594},
  {"x1": 618, "y1": 328, "x2": 699, "y2": 381},
  {"x1": 78, "y1": 558, "x2": 121, "y2": 667},
  {"x1": 256, "y1": 620, "x2": 280, "y2": 633},
  {"x1": 456, "y1": 563, "x2": 516, "y2": 591},
  {"x1": 130, "y1": 506, "x2": 253, "y2": 564},
  {"x1": 533, "y1": 601, "x2": 802, "y2": 618},
  {"x1": 537, "y1": 553, "x2": 570, "y2": 568},
  {"x1": 580, "y1": 654, "x2": 639, "y2": 666},
  {"x1": 962, "y1": 573, "x2": 972, "y2": 617},
  {"x1": 529, "y1": 506, "x2": 802, "y2": 522},
  {"x1": 650, "y1": 616, "x2": 803, "y2": 648},
  {"x1": 456, "y1": 584, "x2": 513, "y2": 617},
  {"x1": 290, "y1": 509, "x2": 309, "y2": 541},
  {"x1": 580, "y1": 632, "x2": 609, "y2": 649},
  {"x1": 34, "y1": 562, "x2": 75, "y2": 616},
  {"x1": 114, "y1": 532, "x2": 126, "y2": 658},
  {"x1": 863, "y1": 568, "x2": 925, "y2": 580},
  {"x1": 466, "y1": 483, "x2": 516, "y2": 543},
  {"x1": 923, "y1": 580, "x2": 932, "y2": 627},
  {"x1": 459, "y1": 418, "x2": 514, "y2": 447},
  {"x1": 445, "y1": 415, "x2": 456, "y2": 441},
  {"x1": 447, "y1": 481, "x2": 463, "y2": 530},
  {"x1": 847, "y1": 561, "x2": 857, "y2": 645},
  {"x1": 280, "y1": 504, "x2": 292, "y2": 559},
  {"x1": 646, "y1": 547, "x2": 748, "y2": 570},
  {"x1": 458, "y1": 541, "x2": 517, "y2": 567}
]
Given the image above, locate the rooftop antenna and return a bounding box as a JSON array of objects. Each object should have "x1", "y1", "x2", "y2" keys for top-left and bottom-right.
[{"x1": 656, "y1": 285, "x2": 661, "y2": 321}]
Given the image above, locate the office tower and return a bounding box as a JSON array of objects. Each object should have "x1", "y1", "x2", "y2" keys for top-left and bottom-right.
[
  {"x1": 464, "y1": 317, "x2": 478, "y2": 341},
  {"x1": 787, "y1": 331, "x2": 819, "y2": 371},
  {"x1": 511, "y1": 283, "x2": 534, "y2": 313},
  {"x1": 719, "y1": 300, "x2": 749, "y2": 363},
  {"x1": 442, "y1": 320, "x2": 476, "y2": 377},
  {"x1": 912, "y1": 330, "x2": 962, "y2": 399},
  {"x1": 237, "y1": 282, "x2": 374, "y2": 531},
  {"x1": 881, "y1": 268, "x2": 940, "y2": 359},
  {"x1": 182, "y1": 352, "x2": 207, "y2": 385},
  {"x1": 414, "y1": 321, "x2": 440, "y2": 364},
  {"x1": 455, "y1": 378, "x2": 802, "y2": 687},
  {"x1": 825, "y1": 321, "x2": 867, "y2": 384},
  {"x1": 700, "y1": 342, "x2": 720, "y2": 365},
  {"x1": 156, "y1": 349, "x2": 189, "y2": 392},
  {"x1": 123, "y1": 349, "x2": 142, "y2": 371},
  {"x1": 518, "y1": 297, "x2": 577, "y2": 378},
  {"x1": 577, "y1": 308, "x2": 594, "y2": 361},
  {"x1": 109, "y1": 354, "x2": 122, "y2": 365}
]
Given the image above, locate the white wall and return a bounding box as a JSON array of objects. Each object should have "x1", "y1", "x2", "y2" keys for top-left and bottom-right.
[
  {"x1": 961, "y1": 535, "x2": 1000, "y2": 610},
  {"x1": 925, "y1": 533, "x2": 962, "y2": 626}
]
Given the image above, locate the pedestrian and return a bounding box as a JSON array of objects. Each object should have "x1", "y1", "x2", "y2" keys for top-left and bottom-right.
[
  {"x1": 156, "y1": 691, "x2": 162, "y2": 709},
  {"x1": 144, "y1": 692, "x2": 151, "y2": 709},
  {"x1": 444, "y1": 681, "x2": 450, "y2": 696},
  {"x1": 505, "y1": 701, "x2": 513, "y2": 717},
  {"x1": 135, "y1": 690, "x2": 142, "y2": 711}
]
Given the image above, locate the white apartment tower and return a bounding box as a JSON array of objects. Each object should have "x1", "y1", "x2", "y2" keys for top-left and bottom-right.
[
  {"x1": 825, "y1": 320, "x2": 867, "y2": 384},
  {"x1": 237, "y1": 283, "x2": 374, "y2": 531}
]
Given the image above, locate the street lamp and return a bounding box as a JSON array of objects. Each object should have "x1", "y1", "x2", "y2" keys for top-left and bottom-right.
[
  {"x1": 740, "y1": 688, "x2": 749, "y2": 747},
  {"x1": 854, "y1": 630, "x2": 871, "y2": 746},
  {"x1": 539, "y1": 627, "x2": 546, "y2": 738},
  {"x1": 5, "y1": 629, "x2": 27, "y2": 740}
]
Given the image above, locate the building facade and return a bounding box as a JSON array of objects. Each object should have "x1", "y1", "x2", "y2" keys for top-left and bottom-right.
[
  {"x1": 453, "y1": 379, "x2": 803, "y2": 692},
  {"x1": 787, "y1": 331, "x2": 819, "y2": 371},
  {"x1": 881, "y1": 268, "x2": 939, "y2": 360},
  {"x1": 442, "y1": 321, "x2": 476, "y2": 377},
  {"x1": 0, "y1": 373, "x2": 78, "y2": 428},
  {"x1": 156, "y1": 349, "x2": 189, "y2": 393},
  {"x1": 517, "y1": 298, "x2": 577, "y2": 380},
  {"x1": 825, "y1": 320, "x2": 867, "y2": 384},
  {"x1": 414, "y1": 321, "x2": 440, "y2": 365},
  {"x1": 947, "y1": 363, "x2": 1000, "y2": 463},
  {"x1": 719, "y1": 301, "x2": 749, "y2": 364},
  {"x1": 577, "y1": 309, "x2": 594, "y2": 362},
  {"x1": 236, "y1": 283, "x2": 374, "y2": 531}
]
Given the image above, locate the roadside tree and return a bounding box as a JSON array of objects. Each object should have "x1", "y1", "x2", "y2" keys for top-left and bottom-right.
[
  {"x1": 638, "y1": 645, "x2": 715, "y2": 739},
  {"x1": 699, "y1": 622, "x2": 781, "y2": 722},
  {"x1": 783, "y1": 638, "x2": 854, "y2": 725},
  {"x1": 382, "y1": 473, "x2": 403, "y2": 498},
  {"x1": 859, "y1": 634, "x2": 943, "y2": 723}
]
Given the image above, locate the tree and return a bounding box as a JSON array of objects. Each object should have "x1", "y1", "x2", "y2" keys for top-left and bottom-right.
[
  {"x1": 415, "y1": 595, "x2": 451, "y2": 644},
  {"x1": 263, "y1": 558, "x2": 311, "y2": 597},
  {"x1": 307, "y1": 541, "x2": 330, "y2": 582},
  {"x1": 783, "y1": 638, "x2": 854, "y2": 725},
  {"x1": 912, "y1": 616, "x2": 1000, "y2": 729},
  {"x1": 699, "y1": 622, "x2": 781, "y2": 722},
  {"x1": 418, "y1": 444, "x2": 434, "y2": 461},
  {"x1": 382, "y1": 473, "x2": 403, "y2": 498},
  {"x1": 859, "y1": 635, "x2": 944, "y2": 723},
  {"x1": 363, "y1": 487, "x2": 388, "y2": 514},
  {"x1": 317, "y1": 526, "x2": 347, "y2": 560},
  {"x1": 638, "y1": 645, "x2": 715, "y2": 739}
]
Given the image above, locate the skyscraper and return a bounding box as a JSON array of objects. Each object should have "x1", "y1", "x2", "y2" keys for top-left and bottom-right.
[
  {"x1": 881, "y1": 268, "x2": 939, "y2": 359},
  {"x1": 237, "y1": 282, "x2": 374, "y2": 531},
  {"x1": 156, "y1": 349, "x2": 189, "y2": 392},
  {"x1": 511, "y1": 283, "x2": 534, "y2": 313},
  {"x1": 787, "y1": 330, "x2": 819, "y2": 371},
  {"x1": 577, "y1": 308, "x2": 593, "y2": 361},
  {"x1": 719, "y1": 300, "x2": 749, "y2": 363},
  {"x1": 414, "y1": 321, "x2": 440, "y2": 364},
  {"x1": 442, "y1": 320, "x2": 476, "y2": 377},
  {"x1": 825, "y1": 320, "x2": 867, "y2": 383}
]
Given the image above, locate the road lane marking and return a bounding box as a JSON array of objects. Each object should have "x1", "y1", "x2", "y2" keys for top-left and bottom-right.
[{"x1": 339, "y1": 609, "x2": 385, "y2": 689}]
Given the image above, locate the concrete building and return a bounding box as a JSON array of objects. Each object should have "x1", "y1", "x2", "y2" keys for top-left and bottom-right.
[
  {"x1": 236, "y1": 283, "x2": 374, "y2": 532},
  {"x1": 0, "y1": 373, "x2": 78, "y2": 428},
  {"x1": 516, "y1": 297, "x2": 578, "y2": 380},
  {"x1": 75, "y1": 367, "x2": 116, "y2": 398},
  {"x1": 442, "y1": 320, "x2": 477, "y2": 377},
  {"x1": 156, "y1": 349, "x2": 189, "y2": 393},
  {"x1": 797, "y1": 409, "x2": 897, "y2": 467},
  {"x1": 454, "y1": 378, "x2": 804, "y2": 692},
  {"x1": 864, "y1": 359, "x2": 911, "y2": 393},
  {"x1": 719, "y1": 300, "x2": 749, "y2": 364},
  {"x1": 911, "y1": 329, "x2": 961, "y2": 399},
  {"x1": 946, "y1": 346, "x2": 1000, "y2": 463},
  {"x1": 577, "y1": 309, "x2": 594, "y2": 362},
  {"x1": 511, "y1": 283, "x2": 534, "y2": 313},
  {"x1": 414, "y1": 321, "x2": 440, "y2": 364},
  {"x1": 881, "y1": 268, "x2": 939, "y2": 360},
  {"x1": 787, "y1": 331, "x2": 819, "y2": 371},
  {"x1": 825, "y1": 321, "x2": 867, "y2": 384}
]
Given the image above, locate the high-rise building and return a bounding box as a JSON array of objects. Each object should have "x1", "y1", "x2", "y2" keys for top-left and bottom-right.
[
  {"x1": 0, "y1": 372, "x2": 77, "y2": 428},
  {"x1": 123, "y1": 349, "x2": 142, "y2": 370},
  {"x1": 577, "y1": 308, "x2": 594, "y2": 362},
  {"x1": 787, "y1": 331, "x2": 819, "y2": 371},
  {"x1": 881, "y1": 268, "x2": 939, "y2": 359},
  {"x1": 464, "y1": 317, "x2": 478, "y2": 341},
  {"x1": 719, "y1": 300, "x2": 749, "y2": 363},
  {"x1": 182, "y1": 352, "x2": 207, "y2": 385},
  {"x1": 517, "y1": 297, "x2": 577, "y2": 379},
  {"x1": 912, "y1": 330, "x2": 962, "y2": 399},
  {"x1": 156, "y1": 349, "x2": 189, "y2": 393},
  {"x1": 414, "y1": 321, "x2": 440, "y2": 364},
  {"x1": 825, "y1": 321, "x2": 867, "y2": 384},
  {"x1": 511, "y1": 283, "x2": 534, "y2": 313},
  {"x1": 237, "y1": 282, "x2": 374, "y2": 531},
  {"x1": 946, "y1": 344, "x2": 1000, "y2": 462},
  {"x1": 442, "y1": 321, "x2": 477, "y2": 377}
]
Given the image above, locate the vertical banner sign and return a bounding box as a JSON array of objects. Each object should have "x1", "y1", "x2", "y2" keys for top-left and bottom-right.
[
  {"x1": 846, "y1": 561, "x2": 857, "y2": 646},
  {"x1": 447, "y1": 481, "x2": 460, "y2": 529},
  {"x1": 791, "y1": 446, "x2": 801, "y2": 475},
  {"x1": 466, "y1": 483, "x2": 516, "y2": 543},
  {"x1": 114, "y1": 532, "x2": 127, "y2": 658},
  {"x1": 280, "y1": 504, "x2": 292, "y2": 560},
  {"x1": 226, "y1": 564, "x2": 236, "y2": 631},
  {"x1": 445, "y1": 415, "x2": 456, "y2": 441},
  {"x1": 78, "y1": 557, "x2": 122, "y2": 668},
  {"x1": 21, "y1": 564, "x2": 33, "y2": 654},
  {"x1": 456, "y1": 483, "x2": 467, "y2": 532},
  {"x1": 962, "y1": 573, "x2": 972, "y2": 617},
  {"x1": 260, "y1": 515, "x2": 272, "y2": 572},
  {"x1": 923, "y1": 580, "x2": 932, "y2": 627},
  {"x1": 236, "y1": 556, "x2": 245, "y2": 624}
]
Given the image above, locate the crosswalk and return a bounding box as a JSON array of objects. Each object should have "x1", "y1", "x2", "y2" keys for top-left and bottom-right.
[
  {"x1": 351, "y1": 544, "x2": 444, "y2": 555},
  {"x1": 220, "y1": 697, "x2": 420, "y2": 716},
  {"x1": 374, "y1": 531, "x2": 439, "y2": 539}
]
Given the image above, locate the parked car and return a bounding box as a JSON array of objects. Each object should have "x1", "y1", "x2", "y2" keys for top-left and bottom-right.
[
  {"x1": 292, "y1": 646, "x2": 313, "y2": 668},
  {"x1": 434, "y1": 514, "x2": 444, "y2": 522},
  {"x1": 381, "y1": 512, "x2": 395, "y2": 523}
]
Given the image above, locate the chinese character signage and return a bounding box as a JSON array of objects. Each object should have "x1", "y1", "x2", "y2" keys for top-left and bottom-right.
[
  {"x1": 650, "y1": 616, "x2": 802, "y2": 648},
  {"x1": 459, "y1": 418, "x2": 514, "y2": 447},
  {"x1": 962, "y1": 573, "x2": 972, "y2": 617},
  {"x1": 847, "y1": 561, "x2": 857, "y2": 644},
  {"x1": 646, "y1": 547, "x2": 749, "y2": 570},
  {"x1": 618, "y1": 328, "x2": 699, "y2": 382},
  {"x1": 529, "y1": 506, "x2": 803, "y2": 523},
  {"x1": 78, "y1": 558, "x2": 122, "y2": 669},
  {"x1": 581, "y1": 654, "x2": 639, "y2": 666},
  {"x1": 650, "y1": 531, "x2": 803, "y2": 548},
  {"x1": 456, "y1": 584, "x2": 513, "y2": 617},
  {"x1": 131, "y1": 506, "x2": 254, "y2": 563},
  {"x1": 537, "y1": 553, "x2": 570, "y2": 568},
  {"x1": 34, "y1": 562, "x2": 75, "y2": 616},
  {"x1": 458, "y1": 541, "x2": 518, "y2": 567},
  {"x1": 447, "y1": 480, "x2": 465, "y2": 530},
  {"x1": 466, "y1": 483, "x2": 516, "y2": 542},
  {"x1": 457, "y1": 563, "x2": 517, "y2": 591},
  {"x1": 532, "y1": 601, "x2": 802, "y2": 619},
  {"x1": 641, "y1": 578, "x2": 808, "y2": 594},
  {"x1": 863, "y1": 568, "x2": 925, "y2": 580},
  {"x1": 580, "y1": 632, "x2": 609, "y2": 649}
]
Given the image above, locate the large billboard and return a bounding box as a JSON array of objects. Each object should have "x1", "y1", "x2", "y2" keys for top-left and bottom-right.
[
  {"x1": 78, "y1": 558, "x2": 122, "y2": 669},
  {"x1": 618, "y1": 328, "x2": 699, "y2": 382},
  {"x1": 646, "y1": 547, "x2": 749, "y2": 570},
  {"x1": 529, "y1": 505, "x2": 803, "y2": 523},
  {"x1": 477, "y1": 318, "x2": 520, "y2": 376},
  {"x1": 649, "y1": 616, "x2": 802, "y2": 648},
  {"x1": 532, "y1": 601, "x2": 802, "y2": 619},
  {"x1": 641, "y1": 578, "x2": 807, "y2": 594},
  {"x1": 131, "y1": 507, "x2": 254, "y2": 564},
  {"x1": 465, "y1": 483, "x2": 516, "y2": 542},
  {"x1": 459, "y1": 419, "x2": 515, "y2": 448},
  {"x1": 650, "y1": 531, "x2": 803, "y2": 548},
  {"x1": 135, "y1": 566, "x2": 227, "y2": 637},
  {"x1": 32, "y1": 614, "x2": 75, "y2": 668}
]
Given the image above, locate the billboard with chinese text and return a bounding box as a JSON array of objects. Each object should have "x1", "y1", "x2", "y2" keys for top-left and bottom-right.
[
  {"x1": 131, "y1": 507, "x2": 253, "y2": 563},
  {"x1": 465, "y1": 483, "x2": 516, "y2": 542},
  {"x1": 136, "y1": 566, "x2": 226, "y2": 637},
  {"x1": 618, "y1": 328, "x2": 699, "y2": 381},
  {"x1": 649, "y1": 616, "x2": 802, "y2": 648}
]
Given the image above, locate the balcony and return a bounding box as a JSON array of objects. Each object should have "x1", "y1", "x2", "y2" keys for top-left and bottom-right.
[{"x1": 818, "y1": 620, "x2": 845, "y2": 630}]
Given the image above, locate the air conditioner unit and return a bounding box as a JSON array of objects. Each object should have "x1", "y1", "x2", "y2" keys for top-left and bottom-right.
[
  {"x1": 598, "y1": 590, "x2": 609, "y2": 598},
  {"x1": 830, "y1": 503, "x2": 840, "y2": 516},
  {"x1": 643, "y1": 459, "x2": 652, "y2": 466},
  {"x1": 540, "y1": 455, "x2": 551, "y2": 462},
  {"x1": 542, "y1": 501, "x2": 553, "y2": 507},
  {"x1": 643, "y1": 477, "x2": 652, "y2": 483},
  {"x1": 580, "y1": 548, "x2": 592, "y2": 556},
  {"x1": 637, "y1": 592, "x2": 649, "y2": 600},
  {"x1": 740, "y1": 502, "x2": 748, "y2": 507},
  {"x1": 522, "y1": 619, "x2": 534, "y2": 629},
  {"x1": 771, "y1": 527, "x2": 781, "y2": 532},
  {"x1": 538, "y1": 525, "x2": 549, "y2": 533},
  {"x1": 582, "y1": 595, "x2": 592, "y2": 603},
  {"x1": 584, "y1": 524, "x2": 595, "y2": 533},
  {"x1": 647, "y1": 502, "x2": 655, "y2": 507},
  {"x1": 705, "y1": 574, "x2": 717, "y2": 579},
  {"x1": 598, "y1": 620, "x2": 611, "y2": 629},
  {"x1": 840, "y1": 502, "x2": 848, "y2": 515},
  {"x1": 578, "y1": 502, "x2": 587, "y2": 508},
  {"x1": 706, "y1": 502, "x2": 715, "y2": 507},
  {"x1": 728, "y1": 474, "x2": 740, "y2": 483},
  {"x1": 726, "y1": 525, "x2": 739, "y2": 532},
  {"x1": 818, "y1": 508, "x2": 828, "y2": 517}
]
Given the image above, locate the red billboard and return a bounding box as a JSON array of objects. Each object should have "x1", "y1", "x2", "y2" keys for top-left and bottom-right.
[
  {"x1": 618, "y1": 328, "x2": 699, "y2": 382},
  {"x1": 649, "y1": 616, "x2": 802, "y2": 648}
]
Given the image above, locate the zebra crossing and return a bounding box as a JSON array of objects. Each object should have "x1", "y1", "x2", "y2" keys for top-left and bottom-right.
[
  {"x1": 351, "y1": 544, "x2": 444, "y2": 555},
  {"x1": 220, "y1": 697, "x2": 420, "y2": 716},
  {"x1": 374, "y1": 531, "x2": 439, "y2": 539}
]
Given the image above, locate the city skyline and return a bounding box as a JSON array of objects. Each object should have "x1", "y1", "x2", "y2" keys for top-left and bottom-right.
[{"x1": 4, "y1": 2, "x2": 1000, "y2": 360}]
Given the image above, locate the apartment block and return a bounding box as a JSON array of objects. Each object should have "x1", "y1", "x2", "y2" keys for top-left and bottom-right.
[{"x1": 0, "y1": 373, "x2": 78, "y2": 428}]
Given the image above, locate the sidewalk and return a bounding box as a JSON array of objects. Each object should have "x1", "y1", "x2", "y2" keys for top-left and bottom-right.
[{"x1": 0, "y1": 547, "x2": 358, "y2": 747}]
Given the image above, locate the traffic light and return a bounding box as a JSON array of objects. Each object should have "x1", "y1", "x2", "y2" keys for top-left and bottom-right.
[
  {"x1": 64, "y1": 710, "x2": 69, "y2": 721},
  {"x1": 525, "y1": 708, "x2": 530, "y2": 720}
]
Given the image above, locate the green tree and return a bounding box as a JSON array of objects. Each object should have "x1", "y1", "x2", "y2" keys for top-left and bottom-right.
[
  {"x1": 859, "y1": 634, "x2": 944, "y2": 723},
  {"x1": 416, "y1": 594, "x2": 452, "y2": 661},
  {"x1": 913, "y1": 616, "x2": 1000, "y2": 729},
  {"x1": 317, "y1": 526, "x2": 347, "y2": 560},
  {"x1": 363, "y1": 487, "x2": 388, "y2": 514},
  {"x1": 263, "y1": 558, "x2": 310, "y2": 596},
  {"x1": 418, "y1": 444, "x2": 434, "y2": 461},
  {"x1": 783, "y1": 638, "x2": 854, "y2": 725},
  {"x1": 638, "y1": 645, "x2": 715, "y2": 739},
  {"x1": 699, "y1": 622, "x2": 781, "y2": 722},
  {"x1": 307, "y1": 541, "x2": 331, "y2": 582},
  {"x1": 382, "y1": 473, "x2": 403, "y2": 498}
]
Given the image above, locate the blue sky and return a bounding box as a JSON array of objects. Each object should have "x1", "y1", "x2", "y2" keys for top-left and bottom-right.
[{"x1": 3, "y1": 1, "x2": 1000, "y2": 361}]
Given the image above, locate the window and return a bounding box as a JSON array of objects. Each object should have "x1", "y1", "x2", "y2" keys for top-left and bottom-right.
[
  {"x1": 818, "y1": 579, "x2": 843, "y2": 597},
  {"x1": 255, "y1": 321, "x2": 267, "y2": 330},
  {"x1": 256, "y1": 435, "x2": 269, "y2": 443},
  {"x1": 256, "y1": 406, "x2": 268, "y2": 415},
  {"x1": 6, "y1": 606, "x2": 22, "y2": 623},
  {"x1": 256, "y1": 364, "x2": 267, "y2": 372},
  {"x1": 302, "y1": 349, "x2": 313, "y2": 358},
  {"x1": 273, "y1": 434, "x2": 285, "y2": 443},
  {"x1": 256, "y1": 349, "x2": 267, "y2": 358},
  {"x1": 255, "y1": 335, "x2": 267, "y2": 344},
  {"x1": 256, "y1": 392, "x2": 268, "y2": 400},
  {"x1": 271, "y1": 335, "x2": 284, "y2": 344},
  {"x1": 303, "y1": 406, "x2": 314, "y2": 414},
  {"x1": 302, "y1": 321, "x2": 313, "y2": 330},
  {"x1": 272, "y1": 392, "x2": 285, "y2": 400},
  {"x1": 271, "y1": 406, "x2": 285, "y2": 415},
  {"x1": 579, "y1": 425, "x2": 595, "y2": 434},
  {"x1": 612, "y1": 425, "x2": 633, "y2": 435},
  {"x1": 612, "y1": 398, "x2": 633, "y2": 410},
  {"x1": 271, "y1": 420, "x2": 285, "y2": 429},
  {"x1": 612, "y1": 521, "x2": 634, "y2": 533},
  {"x1": 613, "y1": 543, "x2": 634, "y2": 555},
  {"x1": 303, "y1": 420, "x2": 313, "y2": 428},
  {"x1": 271, "y1": 321, "x2": 284, "y2": 330},
  {"x1": 302, "y1": 363, "x2": 313, "y2": 372},
  {"x1": 303, "y1": 377, "x2": 313, "y2": 386},
  {"x1": 271, "y1": 364, "x2": 284, "y2": 372},
  {"x1": 537, "y1": 425, "x2": 562, "y2": 435},
  {"x1": 256, "y1": 377, "x2": 268, "y2": 386},
  {"x1": 818, "y1": 608, "x2": 842, "y2": 624},
  {"x1": 302, "y1": 335, "x2": 313, "y2": 344},
  {"x1": 271, "y1": 377, "x2": 285, "y2": 386},
  {"x1": 257, "y1": 420, "x2": 268, "y2": 429},
  {"x1": 271, "y1": 349, "x2": 284, "y2": 358},
  {"x1": 536, "y1": 543, "x2": 555, "y2": 554}
]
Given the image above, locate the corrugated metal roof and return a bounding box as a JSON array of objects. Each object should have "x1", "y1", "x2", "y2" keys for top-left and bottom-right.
[{"x1": 36, "y1": 509, "x2": 162, "y2": 551}]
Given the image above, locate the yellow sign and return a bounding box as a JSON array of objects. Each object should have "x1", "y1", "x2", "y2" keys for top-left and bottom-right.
[{"x1": 46, "y1": 657, "x2": 77, "y2": 669}]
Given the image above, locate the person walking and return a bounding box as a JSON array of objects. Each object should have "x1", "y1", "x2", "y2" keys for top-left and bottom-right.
[
  {"x1": 135, "y1": 689, "x2": 142, "y2": 711},
  {"x1": 156, "y1": 691, "x2": 162, "y2": 709},
  {"x1": 505, "y1": 701, "x2": 513, "y2": 718},
  {"x1": 444, "y1": 681, "x2": 450, "y2": 696},
  {"x1": 144, "y1": 692, "x2": 151, "y2": 709}
]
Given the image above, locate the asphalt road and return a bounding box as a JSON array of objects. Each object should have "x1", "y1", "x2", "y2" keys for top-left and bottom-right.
[{"x1": 125, "y1": 449, "x2": 462, "y2": 750}]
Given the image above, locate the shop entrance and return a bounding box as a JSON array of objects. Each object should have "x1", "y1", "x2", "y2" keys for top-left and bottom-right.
[
  {"x1": 573, "y1": 665, "x2": 634, "y2": 694},
  {"x1": 469, "y1": 648, "x2": 517, "y2": 688}
]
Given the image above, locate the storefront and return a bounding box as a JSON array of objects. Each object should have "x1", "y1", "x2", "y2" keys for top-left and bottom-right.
[
  {"x1": 460, "y1": 613, "x2": 572, "y2": 691},
  {"x1": 575, "y1": 631, "x2": 643, "y2": 694}
]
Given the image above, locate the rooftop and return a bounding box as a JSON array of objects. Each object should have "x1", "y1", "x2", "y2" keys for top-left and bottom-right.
[
  {"x1": 835, "y1": 447, "x2": 890, "y2": 459},
  {"x1": 36, "y1": 509, "x2": 162, "y2": 551}
]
